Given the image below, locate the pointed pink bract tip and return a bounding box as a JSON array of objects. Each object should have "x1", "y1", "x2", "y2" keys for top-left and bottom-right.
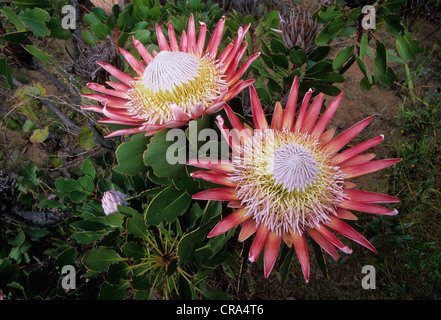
[{"x1": 341, "y1": 246, "x2": 353, "y2": 254}]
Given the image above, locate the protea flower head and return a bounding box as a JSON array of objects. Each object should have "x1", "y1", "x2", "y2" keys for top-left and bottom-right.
[
  {"x1": 90, "y1": 0, "x2": 125, "y2": 15},
  {"x1": 82, "y1": 14, "x2": 260, "y2": 137},
  {"x1": 273, "y1": 6, "x2": 322, "y2": 54},
  {"x1": 190, "y1": 77, "x2": 401, "y2": 280},
  {"x1": 102, "y1": 190, "x2": 129, "y2": 215}
]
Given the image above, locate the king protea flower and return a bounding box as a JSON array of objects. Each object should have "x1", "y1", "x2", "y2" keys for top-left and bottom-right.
[
  {"x1": 82, "y1": 14, "x2": 260, "y2": 137},
  {"x1": 190, "y1": 77, "x2": 401, "y2": 280}
]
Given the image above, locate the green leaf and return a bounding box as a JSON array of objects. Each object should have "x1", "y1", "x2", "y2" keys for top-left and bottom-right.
[
  {"x1": 280, "y1": 247, "x2": 294, "y2": 287},
  {"x1": 261, "y1": 54, "x2": 274, "y2": 69},
  {"x1": 117, "y1": 205, "x2": 141, "y2": 217},
  {"x1": 355, "y1": 54, "x2": 371, "y2": 83},
  {"x1": 17, "y1": 162, "x2": 41, "y2": 190},
  {"x1": 171, "y1": 166, "x2": 203, "y2": 196},
  {"x1": 21, "y1": 8, "x2": 50, "y2": 37},
  {"x1": 271, "y1": 53, "x2": 289, "y2": 69},
  {"x1": 333, "y1": 45, "x2": 354, "y2": 70},
  {"x1": 289, "y1": 45, "x2": 308, "y2": 65},
  {"x1": 0, "y1": 57, "x2": 14, "y2": 89},
  {"x1": 178, "y1": 216, "x2": 219, "y2": 264},
  {"x1": 12, "y1": 0, "x2": 49, "y2": 8},
  {"x1": 91, "y1": 22, "x2": 111, "y2": 41},
  {"x1": 22, "y1": 120, "x2": 37, "y2": 132},
  {"x1": 122, "y1": 242, "x2": 147, "y2": 260},
  {"x1": 117, "y1": 31, "x2": 130, "y2": 48},
  {"x1": 0, "y1": 30, "x2": 31, "y2": 44},
  {"x1": 0, "y1": 7, "x2": 26, "y2": 31},
  {"x1": 359, "y1": 33, "x2": 368, "y2": 59},
  {"x1": 305, "y1": 61, "x2": 333, "y2": 76},
  {"x1": 47, "y1": 17, "x2": 72, "y2": 39},
  {"x1": 107, "y1": 262, "x2": 130, "y2": 286},
  {"x1": 315, "y1": 16, "x2": 346, "y2": 45},
  {"x1": 384, "y1": 14, "x2": 404, "y2": 36},
  {"x1": 267, "y1": 78, "x2": 282, "y2": 94},
  {"x1": 338, "y1": 25, "x2": 356, "y2": 38},
  {"x1": 22, "y1": 45, "x2": 51, "y2": 62},
  {"x1": 143, "y1": 129, "x2": 186, "y2": 178},
  {"x1": 29, "y1": 126, "x2": 49, "y2": 143},
  {"x1": 82, "y1": 158, "x2": 96, "y2": 180},
  {"x1": 114, "y1": 133, "x2": 150, "y2": 176},
  {"x1": 374, "y1": 40, "x2": 387, "y2": 75},
  {"x1": 81, "y1": 31, "x2": 96, "y2": 46},
  {"x1": 186, "y1": 115, "x2": 211, "y2": 156},
  {"x1": 308, "y1": 46, "x2": 331, "y2": 62},
  {"x1": 147, "y1": 7, "x2": 162, "y2": 20},
  {"x1": 99, "y1": 279, "x2": 130, "y2": 300},
  {"x1": 189, "y1": 0, "x2": 204, "y2": 11},
  {"x1": 11, "y1": 230, "x2": 25, "y2": 246},
  {"x1": 382, "y1": 0, "x2": 407, "y2": 10},
  {"x1": 133, "y1": 29, "x2": 151, "y2": 44},
  {"x1": 312, "y1": 84, "x2": 341, "y2": 96},
  {"x1": 117, "y1": 10, "x2": 132, "y2": 32},
  {"x1": 259, "y1": 40, "x2": 272, "y2": 56},
  {"x1": 82, "y1": 247, "x2": 121, "y2": 272},
  {"x1": 254, "y1": 84, "x2": 271, "y2": 106},
  {"x1": 309, "y1": 72, "x2": 345, "y2": 83},
  {"x1": 376, "y1": 66, "x2": 396, "y2": 89},
  {"x1": 311, "y1": 240, "x2": 328, "y2": 279},
  {"x1": 78, "y1": 126, "x2": 97, "y2": 150},
  {"x1": 360, "y1": 76, "x2": 372, "y2": 92},
  {"x1": 78, "y1": 175, "x2": 94, "y2": 193},
  {"x1": 92, "y1": 7, "x2": 108, "y2": 20},
  {"x1": 126, "y1": 215, "x2": 149, "y2": 238},
  {"x1": 396, "y1": 32, "x2": 424, "y2": 61},
  {"x1": 72, "y1": 231, "x2": 105, "y2": 244},
  {"x1": 270, "y1": 38, "x2": 288, "y2": 54},
  {"x1": 55, "y1": 178, "x2": 83, "y2": 193},
  {"x1": 71, "y1": 219, "x2": 108, "y2": 232},
  {"x1": 0, "y1": 260, "x2": 20, "y2": 284},
  {"x1": 84, "y1": 12, "x2": 101, "y2": 26},
  {"x1": 55, "y1": 248, "x2": 78, "y2": 269},
  {"x1": 348, "y1": 7, "x2": 362, "y2": 20},
  {"x1": 317, "y1": 5, "x2": 342, "y2": 22},
  {"x1": 145, "y1": 185, "x2": 191, "y2": 225}
]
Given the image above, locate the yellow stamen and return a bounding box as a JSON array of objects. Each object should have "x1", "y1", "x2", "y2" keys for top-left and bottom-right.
[{"x1": 126, "y1": 51, "x2": 226, "y2": 125}]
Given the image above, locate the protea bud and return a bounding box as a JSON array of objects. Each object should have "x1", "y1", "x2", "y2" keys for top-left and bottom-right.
[
  {"x1": 273, "y1": 6, "x2": 323, "y2": 54},
  {"x1": 101, "y1": 190, "x2": 129, "y2": 215}
]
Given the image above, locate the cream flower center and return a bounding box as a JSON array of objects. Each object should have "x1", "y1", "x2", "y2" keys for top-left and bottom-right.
[
  {"x1": 141, "y1": 51, "x2": 201, "y2": 93},
  {"x1": 126, "y1": 51, "x2": 226, "y2": 125},
  {"x1": 229, "y1": 129, "x2": 345, "y2": 235},
  {"x1": 269, "y1": 143, "x2": 320, "y2": 192}
]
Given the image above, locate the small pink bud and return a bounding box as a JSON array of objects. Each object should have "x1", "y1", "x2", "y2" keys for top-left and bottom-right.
[{"x1": 101, "y1": 190, "x2": 129, "y2": 215}]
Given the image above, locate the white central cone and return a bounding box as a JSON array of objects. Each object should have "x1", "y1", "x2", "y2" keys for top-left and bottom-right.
[
  {"x1": 141, "y1": 51, "x2": 201, "y2": 93},
  {"x1": 230, "y1": 129, "x2": 345, "y2": 235},
  {"x1": 269, "y1": 142, "x2": 320, "y2": 192}
]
